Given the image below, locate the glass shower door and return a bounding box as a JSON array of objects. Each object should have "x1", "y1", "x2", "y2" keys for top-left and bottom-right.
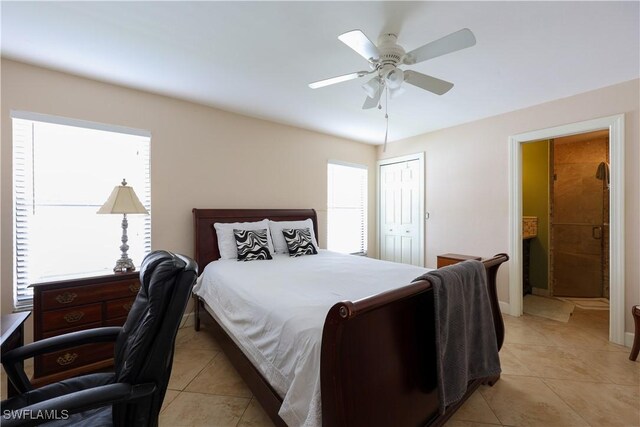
[{"x1": 551, "y1": 138, "x2": 606, "y2": 297}]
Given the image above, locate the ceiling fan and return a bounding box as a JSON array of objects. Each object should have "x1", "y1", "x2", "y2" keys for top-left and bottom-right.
[{"x1": 309, "y1": 28, "x2": 476, "y2": 109}]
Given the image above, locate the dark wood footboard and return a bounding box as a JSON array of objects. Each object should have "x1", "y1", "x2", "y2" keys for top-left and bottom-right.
[{"x1": 320, "y1": 253, "x2": 508, "y2": 427}]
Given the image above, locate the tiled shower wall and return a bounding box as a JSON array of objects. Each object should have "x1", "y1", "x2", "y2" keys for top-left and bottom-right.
[{"x1": 551, "y1": 133, "x2": 609, "y2": 298}]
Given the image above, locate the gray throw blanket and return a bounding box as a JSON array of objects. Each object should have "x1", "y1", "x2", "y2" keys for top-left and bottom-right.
[{"x1": 412, "y1": 260, "x2": 501, "y2": 414}]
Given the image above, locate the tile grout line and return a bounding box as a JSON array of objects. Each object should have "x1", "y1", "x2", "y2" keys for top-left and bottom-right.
[
  {"x1": 162, "y1": 389, "x2": 253, "y2": 427},
  {"x1": 235, "y1": 397, "x2": 254, "y2": 427},
  {"x1": 173, "y1": 330, "x2": 257, "y2": 423},
  {"x1": 505, "y1": 346, "x2": 614, "y2": 384},
  {"x1": 481, "y1": 374, "x2": 594, "y2": 427},
  {"x1": 477, "y1": 387, "x2": 504, "y2": 426},
  {"x1": 178, "y1": 350, "x2": 254, "y2": 400},
  {"x1": 180, "y1": 350, "x2": 221, "y2": 392},
  {"x1": 159, "y1": 390, "x2": 181, "y2": 415},
  {"x1": 499, "y1": 344, "x2": 537, "y2": 378},
  {"x1": 502, "y1": 339, "x2": 628, "y2": 353},
  {"x1": 539, "y1": 377, "x2": 596, "y2": 427}
]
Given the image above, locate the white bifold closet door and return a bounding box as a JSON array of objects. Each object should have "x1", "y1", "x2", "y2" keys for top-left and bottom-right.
[{"x1": 379, "y1": 159, "x2": 422, "y2": 266}]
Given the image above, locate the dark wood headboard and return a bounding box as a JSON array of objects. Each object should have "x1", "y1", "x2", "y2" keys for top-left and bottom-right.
[{"x1": 192, "y1": 208, "x2": 318, "y2": 270}]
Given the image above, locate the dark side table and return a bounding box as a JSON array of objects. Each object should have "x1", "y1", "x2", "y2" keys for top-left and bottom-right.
[
  {"x1": 1, "y1": 311, "x2": 31, "y2": 397},
  {"x1": 437, "y1": 253, "x2": 482, "y2": 268}
]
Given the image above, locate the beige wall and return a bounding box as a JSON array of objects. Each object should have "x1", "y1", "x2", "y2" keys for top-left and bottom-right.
[
  {"x1": 378, "y1": 79, "x2": 639, "y2": 335},
  {"x1": 0, "y1": 60, "x2": 378, "y2": 335},
  {"x1": 522, "y1": 140, "x2": 549, "y2": 291},
  {"x1": 2, "y1": 58, "x2": 638, "y2": 338}
]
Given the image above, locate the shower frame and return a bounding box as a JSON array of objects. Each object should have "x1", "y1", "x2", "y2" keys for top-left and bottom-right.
[{"x1": 547, "y1": 133, "x2": 610, "y2": 298}]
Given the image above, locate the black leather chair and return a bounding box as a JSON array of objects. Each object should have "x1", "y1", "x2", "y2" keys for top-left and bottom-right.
[{"x1": 1, "y1": 250, "x2": 198, "y2": 427}]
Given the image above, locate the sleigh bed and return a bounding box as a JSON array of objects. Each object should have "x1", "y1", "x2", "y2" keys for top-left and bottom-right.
[{"x1": 192, "y1": 208, "x2": 508, "y2": 427}]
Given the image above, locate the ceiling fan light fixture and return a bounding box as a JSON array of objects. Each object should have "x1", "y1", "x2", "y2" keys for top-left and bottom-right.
[
  {"x1": 385, "y1": 68, "x2": 404, "y2": 90},
  {"x1": 309, "y1": 27, "x2": 474, "y2": 104},
  {"x1": 362, "y1": 77, "x2": 381, "y2": 98}
]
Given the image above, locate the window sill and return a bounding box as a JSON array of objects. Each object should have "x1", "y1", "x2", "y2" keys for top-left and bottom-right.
[{"x1": 13, "y1": 304, "x2": 33, "y2": 313}]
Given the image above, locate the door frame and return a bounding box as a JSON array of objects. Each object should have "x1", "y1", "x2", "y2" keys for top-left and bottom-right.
[
  {"x1": 377, "y1": 152, "x2": 425, "y2": 267},
  {"x1": 508, "y1": 114, "x2": 625, "y2": 344}
]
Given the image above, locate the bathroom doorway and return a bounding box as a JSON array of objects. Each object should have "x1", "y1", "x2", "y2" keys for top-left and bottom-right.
[
  {"x1": 509, "y1": 114, "x2": 625, "y2": 345},
  {"x1": 550, "y1": 130, "x2": 610, "y2": 298}
]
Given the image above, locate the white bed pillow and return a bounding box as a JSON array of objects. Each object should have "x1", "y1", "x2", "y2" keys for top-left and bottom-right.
[
  {"x1": 214, "y1": 220, "x2": 275, "y2": 260},
  {"x1": 269, "y1": 219, "x2": 319, "y2": 254}
]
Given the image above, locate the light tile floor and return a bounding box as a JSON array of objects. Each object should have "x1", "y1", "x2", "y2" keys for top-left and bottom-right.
[
  {"x1": 160, "y1": 309, "x2": 639, "y2": 427},
  {"x1": 160, "y1": 324, "x2": 268, "y2": 427},
  {"x1": 2, "y1": 308, "x2": 638, "y2": 426}
]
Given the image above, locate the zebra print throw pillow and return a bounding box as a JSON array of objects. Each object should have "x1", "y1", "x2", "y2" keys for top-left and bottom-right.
[
  {"x1": 282, "y1": 228, "x2": 318, "y2": 257},
  {"x1": 233, "y1": 229, "x2": 273, "y2": 261}
]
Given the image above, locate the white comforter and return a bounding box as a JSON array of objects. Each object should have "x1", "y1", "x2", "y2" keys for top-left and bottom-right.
[{"x1": 193, "y1": 250, "x2": 430, "y2": 427}]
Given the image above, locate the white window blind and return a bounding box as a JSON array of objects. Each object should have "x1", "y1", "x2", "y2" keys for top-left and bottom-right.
[
  {"x1": 327, "y1": 161, "x2": 368, "y2": 255},
  {"x1": 12, "y1": 113, "x2": 151, "y2": 309}
]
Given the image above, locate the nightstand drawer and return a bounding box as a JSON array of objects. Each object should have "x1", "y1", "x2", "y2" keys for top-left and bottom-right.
[
  {"x1": 106, "y1": 280, "x2": 141, "y2": 300},
  {"x1": 42, "y1": 303, "x2": 102, "y2": 332},
  {"x1": 39, "y1": 343, "x2": 113, "y2": 376},
  {"x1": 39, "y1": 277, "x2": 140, "y2": 311},
  {"x1": 106, "y1": 297, "x2": 135, "y2": 319},
  {"x1": 42, "y1": 284, "x2": 105, "y2": 310},
  {"x1": 42, "y1": 321, "x2": 103, "y2": 339}
]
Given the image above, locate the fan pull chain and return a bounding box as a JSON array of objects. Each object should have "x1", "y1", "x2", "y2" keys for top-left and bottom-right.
[
  {"x1": 383, "y1": 86, "x2": 389, "y2": 152},
  {"x1": 383, "y1": 114, "x2": 388, "y2": 152}
]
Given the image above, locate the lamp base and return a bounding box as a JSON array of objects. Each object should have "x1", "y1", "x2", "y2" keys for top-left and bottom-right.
[
  {"x1": 113, "y1": 213, "x2": 136, "y2": 273},
  {"x1": 114, "y1": 257, "x2": 136, "y2": 273}
]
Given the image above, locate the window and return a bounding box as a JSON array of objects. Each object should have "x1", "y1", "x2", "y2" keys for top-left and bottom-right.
[
  {"x1": 327, "y1": 161, "x2": 367, "y2": 255},
  {"x1": 12, "y1": 111, "x2": 151, "y2": 309}
]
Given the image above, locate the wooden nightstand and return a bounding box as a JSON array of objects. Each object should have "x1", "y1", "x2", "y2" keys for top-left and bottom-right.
[
  {"x1": 31, "y1": 271, "x2": 140, "y2": 387},
  {"x1": 437, "y1": 253, "x2": 482, "y2": 268}
]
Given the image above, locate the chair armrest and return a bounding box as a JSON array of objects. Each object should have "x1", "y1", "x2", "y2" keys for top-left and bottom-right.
[
  {"x1": 2, "y1": 327, "x2": 122, "y2": 364},
  {"x1": 1, "y1": 327, "x2": 121, "y2": 394},
  {"x1": 1, "y1": 382, "x2": 156, "y2": 427}
]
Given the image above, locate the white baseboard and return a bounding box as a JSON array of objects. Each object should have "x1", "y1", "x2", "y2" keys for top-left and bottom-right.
[
  {"x1": 532, "y1": 287, "x2": 550, "y2": 297},
  {"x1": 499, "y1": 301, "x2": 511, "y2": 316},
  {"x1": 625, "y1": 331, "x2": 635, "y2": 349}
]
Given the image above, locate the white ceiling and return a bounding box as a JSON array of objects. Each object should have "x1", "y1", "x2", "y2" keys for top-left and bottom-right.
[{"x1": 1, "y1": 1, "x2": 638, "y2": 145}]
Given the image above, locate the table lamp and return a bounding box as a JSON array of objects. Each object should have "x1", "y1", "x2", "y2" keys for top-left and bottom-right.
[{"x1": 97, "y1": 179, "x2": 149, "y2": 273}]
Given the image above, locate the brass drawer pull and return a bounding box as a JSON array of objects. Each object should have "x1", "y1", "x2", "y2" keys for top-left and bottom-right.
[
  {"x1": 55, "y1": 292, "x2": 77, "y2": 304},
  {"x1": 63, "y1": 311, "x2": 85, "y2": 323},
  {"x1": 57, "y1": 352, "x2": 78, "y2": 366},
  {"x1": 129, "y1": 283, "x2": 141, "y2": 293},
  {"x1": 122, "y1": 302, "x2": 133, "y2": 312}
]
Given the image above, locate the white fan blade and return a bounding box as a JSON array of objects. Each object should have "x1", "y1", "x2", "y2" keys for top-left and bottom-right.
[
  {"x1": 339, "y1": 30, "x2": 380, "y2": 62},
  {"x1": 309, "y1": 71, "x2": 371, "y2": 89},
  {"x1": 403, "y1": 28, "x2": 476, "y2": 65},
  {"x1": 404, "y1": 71, "x2": 454, "y2": 95},
  {"x1": 362, "y1": 87, "x2": 382, "y2": 109}
]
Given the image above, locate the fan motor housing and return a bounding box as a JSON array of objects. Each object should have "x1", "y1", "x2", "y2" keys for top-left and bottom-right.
[{"x1": 376, "y1": 33, "x2": 405, "y2": 67}]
